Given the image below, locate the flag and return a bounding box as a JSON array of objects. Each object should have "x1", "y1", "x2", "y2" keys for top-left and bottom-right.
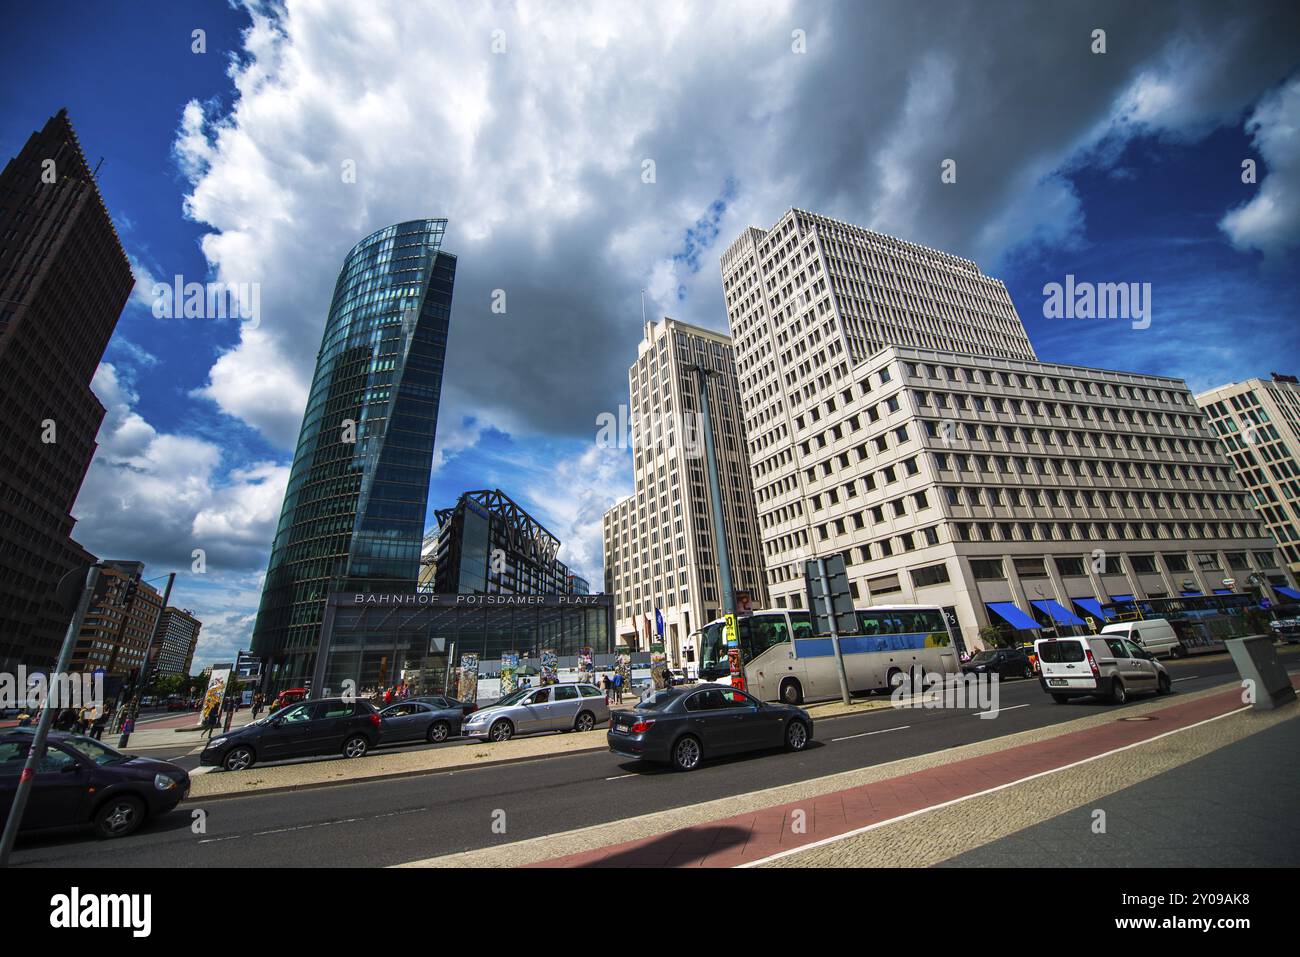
[{"x1": 655, "y1": 608, "x2": 664, "y2": 637}]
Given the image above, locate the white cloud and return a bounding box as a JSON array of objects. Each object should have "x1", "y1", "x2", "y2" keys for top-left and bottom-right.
[{"x1": 1220, "y1": 77, "x2": 1300, "y2": 259}]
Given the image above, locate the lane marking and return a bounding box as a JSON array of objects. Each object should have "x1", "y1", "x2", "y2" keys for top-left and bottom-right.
[
  {"x1": 1172, "y1": 676, "x2": 1199, "y2": 683},
  {"x1": 832, "y1": 726, "x2": 910, "y2": 742},
  {"x1": 605, "y1": 774, "x2": 634, "y2": 781},
  {"x1": 975, "y1": 704, "x2": 1030, "y2": 717},
  {"x1": 738, "y1": 703, "x2": 1252, "y2": 868}
]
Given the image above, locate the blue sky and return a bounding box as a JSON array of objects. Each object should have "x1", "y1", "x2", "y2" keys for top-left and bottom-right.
[{"x1": 2, "y1": 1, "x2": 1297, "y2": 668}]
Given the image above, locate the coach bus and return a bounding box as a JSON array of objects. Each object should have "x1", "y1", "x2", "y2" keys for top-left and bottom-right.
[{"x1": 691, "y1": 605, "x2": 959, "y2": 705}]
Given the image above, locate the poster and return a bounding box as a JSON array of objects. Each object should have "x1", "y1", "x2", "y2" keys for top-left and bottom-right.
[
  {"x1": 458, "y1": 653, "x2": 479, "y2": 703},
  {"x1": 201, "y1": 666, "x2": 230, "y2": 724},
  {"x1": 579, "y1": 646, "x2": 593, "y2": 680},
  {"x1": 616, "y1": 653, "x2": 632, "y2": 691},
  {"x1": 540, "y1": 649, "x2": 558, "y2": 685},
  {"x1": 500, "y1": 653, "x2": 519, "y2": 695},
  {"x1": 650, "y1": 650, "x2": 668, "y2": 689}
]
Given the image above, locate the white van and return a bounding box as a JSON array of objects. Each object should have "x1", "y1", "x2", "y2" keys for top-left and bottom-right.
[
  {"x1": 1100, "y1": 618, "x2": 1183, "y2": 659},
  {"x1": 1035, "y1": 635, "x2": 1171, "y2": 705}
]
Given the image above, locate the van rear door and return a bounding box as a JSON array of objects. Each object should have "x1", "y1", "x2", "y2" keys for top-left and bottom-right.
[{"x1": 1036, "y1": 639, "x2": 1097, "y2": 691}]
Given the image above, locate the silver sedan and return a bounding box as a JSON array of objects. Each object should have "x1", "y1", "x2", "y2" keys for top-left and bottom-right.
[{"x1": 462, "y1": 683, "x2": 610, "y2": 742}]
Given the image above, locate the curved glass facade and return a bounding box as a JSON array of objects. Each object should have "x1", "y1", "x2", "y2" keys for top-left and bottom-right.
[{"x1": 251, "y1": 219, "x2": 455, "y2": 686}]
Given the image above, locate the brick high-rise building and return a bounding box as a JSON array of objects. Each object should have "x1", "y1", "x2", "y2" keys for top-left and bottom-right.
[
  {"x1": 70, "y1": 561, "x2": 163, "y2": 678},
  {"x1": 153, "y1": 606, "x2": 203, "y2": 678},
  {"x1": 0, "y1": 109, "x2": 133, "y2": 671}
]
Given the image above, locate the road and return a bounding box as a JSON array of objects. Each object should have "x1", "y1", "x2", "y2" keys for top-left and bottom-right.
[{"x1": 8, "y1": 649, "x2": 1292, "y2": 867}]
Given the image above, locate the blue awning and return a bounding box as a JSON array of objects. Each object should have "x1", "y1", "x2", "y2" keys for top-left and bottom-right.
[
  {"x1": 1277, "y1": 586, "x2": 1300, "y2": 601},
  {"x1": 1181, "y1": 591, "x2": 1202, "y2": 597},
  {"x1": 1032, "y1": 599, "x2": 1085, "y2": 626},
  {"x1": 1213, "y1": 589, "x2": 1233, "y2": 595},
  {"x1": 987, "y1": 602, "x2": 1041, "y2": 631},
  {"x1": 1110, "y1": 594, "x2": 1134, "y2": 603},
  {"x1": 1073, "y1": 597, "x2": 1113, "y2": 621}
]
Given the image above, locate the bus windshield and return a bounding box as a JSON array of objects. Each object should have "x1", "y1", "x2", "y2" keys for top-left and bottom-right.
[{"x1": 698, "y1": 621, "x2": 730, "y2": 680}]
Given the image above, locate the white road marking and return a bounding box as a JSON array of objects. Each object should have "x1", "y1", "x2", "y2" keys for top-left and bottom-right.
[
  {"x1": 975, "y1": 704, "x2": 1030, "y2": 717},
  {"x1": 605, "y1": 774, "x2": 634, "y2": 781},
  {"x1": 1172, "y1": 676, "x2": 1199, "y2": 683},
  {"x1": 832, "y1": 726, "x2": 910, "y2": 742},
  {"x1": 738, "y1": 703, "x2": 1253, "y2": 868}
]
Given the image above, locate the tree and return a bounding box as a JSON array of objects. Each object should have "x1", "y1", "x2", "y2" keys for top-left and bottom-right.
[{"x1": 978, "y1": 624, "x2": 1012, "y2": 649}]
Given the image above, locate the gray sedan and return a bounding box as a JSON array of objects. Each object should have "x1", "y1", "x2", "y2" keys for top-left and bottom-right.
[
  {"x1": 378, "y1": 700, "x2": 463, "y2": 745},
  {"x1": 462, "y1": 683, "x2": 610, "y2": 742}
]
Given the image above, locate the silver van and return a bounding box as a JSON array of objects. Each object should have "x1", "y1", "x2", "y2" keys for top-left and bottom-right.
[
  {"x1": 462, "y1": 683, "x2": 611, "y2": 742},
  {"x1": 1035, "y1": 635, "x2": 1171, "y2": 704}
]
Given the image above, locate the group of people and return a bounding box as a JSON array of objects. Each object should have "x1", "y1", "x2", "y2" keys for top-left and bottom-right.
[
  {"x1": 15, "y1": 703, "x2": 113, "y2": 739},
  {"x1": 598, "y1": 671, "x2": 626, "y2": 703}
]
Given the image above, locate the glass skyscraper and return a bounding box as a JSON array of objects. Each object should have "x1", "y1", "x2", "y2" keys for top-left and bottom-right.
[{"x1": 251, "y1": 219, "x2": 456, "y2": 688}]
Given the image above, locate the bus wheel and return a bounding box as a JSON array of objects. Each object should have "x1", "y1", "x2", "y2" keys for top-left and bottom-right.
[
  {"x1": 780, "y1": 678, "x2": 803, "y2": 705},
  {"x1": 885, "y1": 668, "x2": 903, "y2": 693}
]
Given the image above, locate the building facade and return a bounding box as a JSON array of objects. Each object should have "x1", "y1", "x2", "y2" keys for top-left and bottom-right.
[
  {"x1": 718, "y1": 210, "x2": 1291, "y2": 649},
  {"x1": 602, "y1": 318, "x2": 768, "y2": 665},
  {"x1": 153, "y1": 607, "x2": 202, "y2": 677},
  {"x1": 433, "y1": 488, "x2": 573, "y2": 596},
  {"x1": 251, "y1": 219, "x2": 456, "y2": 688},
  {"x1": 0, "y1": 110, "x2": 133, "y2": 672},
  {"x1": 70, "y1": 562, "x2": 164, "y2": 678},
  {"x1": 1195, "y1": 374, "x2": 1300, "y2": 577}
]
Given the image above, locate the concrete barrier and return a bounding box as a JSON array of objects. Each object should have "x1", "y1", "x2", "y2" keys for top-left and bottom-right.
[{"x1": 1225, "y1": 636, "x2": 1298, "y2": 710}]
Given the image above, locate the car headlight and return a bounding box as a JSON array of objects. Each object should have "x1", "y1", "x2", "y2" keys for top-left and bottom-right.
[
  {"x1": 209, "y1": 737, "x2": 227, "y2": 748},
  {"x1": 154, "y1": 773, "x2": 178, "y2": 791}
]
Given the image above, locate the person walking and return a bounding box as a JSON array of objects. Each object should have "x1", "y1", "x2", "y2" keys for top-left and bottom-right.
[
  {"x1": 203, "y1": 702, "x2": 220, "y2": 740},
  {"x1": 90, "y1": 708, "x2": 109, "y2": 740},
  {"x1": 612, "y1": 671, "x2": 623, "y2": 703}
]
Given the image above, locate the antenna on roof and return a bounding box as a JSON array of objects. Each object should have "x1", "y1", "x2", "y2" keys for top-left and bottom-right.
[
  {"x1": 92, "y1": 157, "x2": 104, "y2": 178},
  {"x1": 640, "y1": 288, "x2": 646, "y2": 326}
]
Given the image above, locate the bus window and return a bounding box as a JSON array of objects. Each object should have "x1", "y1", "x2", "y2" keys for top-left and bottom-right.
[
  {"x1": 743, "y1": 614, "x2": 791, "y2": 659},
  {"x1": 789, "y1": 611, "x2": 814, "y2": 640}
]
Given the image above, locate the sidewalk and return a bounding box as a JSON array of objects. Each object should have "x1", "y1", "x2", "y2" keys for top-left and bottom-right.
[{"x1": 397, "y1": 675, "x2": 1299, "y2": 868}]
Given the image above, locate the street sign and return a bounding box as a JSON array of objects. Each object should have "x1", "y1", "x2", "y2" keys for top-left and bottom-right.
[
  {"x1": 804, "y1": 554, "x2": 856, "y2": 636},
  {"x1": 734, "y1": 591, "x2": 753, "y2": 617}
]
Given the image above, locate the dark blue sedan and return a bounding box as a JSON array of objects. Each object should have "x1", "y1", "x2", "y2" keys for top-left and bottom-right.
[{"x1": 608, "y1": 684, "x2": 812, "y2": 771}]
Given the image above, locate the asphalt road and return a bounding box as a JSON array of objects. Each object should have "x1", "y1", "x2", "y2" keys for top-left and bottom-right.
[{"x1": 9, "y1": 649, "x2": 1293, "y2": 867}]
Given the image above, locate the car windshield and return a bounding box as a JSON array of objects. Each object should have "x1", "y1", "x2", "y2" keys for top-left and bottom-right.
[
  {"x1": 635, "y1": 690, "x2": 681, "y2": 711},
  {"x1": 64, "y1": 735, "x2": 130, "y2": 766},
  {"x1": 971, "y1": 651, "x2": 998, "y2": 662},
  {"x1": 492, "y1": 689, "x2": 532, "y2": 707}
]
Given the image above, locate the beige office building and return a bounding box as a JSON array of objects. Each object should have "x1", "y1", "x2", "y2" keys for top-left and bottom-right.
[
  {"x1": 1195, "y1": 374, "x2": 1300, "y2": 578},
  {"x1": 718, "y1": 209, "x2": 1292, "y2": 648},
  {"x1": 602, "y1": 318, "x2": 768, "y2": 666}
]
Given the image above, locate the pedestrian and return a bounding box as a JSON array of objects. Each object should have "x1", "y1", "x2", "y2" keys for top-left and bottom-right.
[
  {"x1": 55, "y1": 706, "x2": 77, "y2": 731},
  {"x1": 117, "y1": 714, "x2": 134, "y2": 749},
  {"x1": 15, "y1": 708, "x2": 33, "y2": 728},
  {"x1": 383, "y1": 687, "x2": 393, "y2": 706},
  {"x1": 203, "y1": 702, "x2": 220, "y2": 739},
  {"x1": 91, "y1": 708, "x2": 109, "y2": 740},
  {"x1": 612, "y1": 671, "x2": 623, "y2": 703}
]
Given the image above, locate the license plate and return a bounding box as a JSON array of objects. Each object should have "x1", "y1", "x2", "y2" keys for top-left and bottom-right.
[
  {"x1": 615, "y1": 722, "x2": 630, "y2": 732},
  {"x1": 1048, "y1": 678, "x2": 1067, "y2": 686}
]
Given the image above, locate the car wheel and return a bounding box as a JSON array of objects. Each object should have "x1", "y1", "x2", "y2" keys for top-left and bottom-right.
[
  {"x1": 342, "y1": 735, "x2": 369, "y2": 759},
  {"x1": 223, "y1": 745, "x2": 255, "y2": 771},
  {"x1": 574, "y1": 710, "x2": 596, "y2": 732},
  {"x1": 426, "y1": 720, "x2": 450, "y2": 743},
  {"x1": 780, "y1": 678, "x2": 803, "y2": 705},
  {"x1": 1110, "y1": 679, "x2": 1127, "y2": 705},
  {"x1": 784, "y1": 719, "x2": 809, "y2": 752},
  {"x1": 94, "y1": 794, "x2": 145, "y2": 839},
  {"x1": 671, "y1": 735, "x2": 702, "y2": 772},
  {"x1": 489, "y1": 719, "x2": 514, "y2": 742},
  {"x1": 1172, "y1": 644, "x2": 1187, "y2": 659},
  {"x1": 1157, "y1": 673, "x2": 1171, "y2": 696},
  {"x1": 1050, "y1": 693, "x2": 1070, "y2": 704}
]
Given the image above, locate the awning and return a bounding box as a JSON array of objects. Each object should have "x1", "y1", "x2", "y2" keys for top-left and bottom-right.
[
  {"x1": 1181, "y1": 591, "x2": 1202, "y2": 597},
  {"x1": 1110, "y1": 594, "x2": 1134, "y2": 603},
  {"x1": 1031, "y1": 599, "x2": 1085, "y2": 626},
  {"x1": 986, "y1": 602, "x2": 1041, "y2": 631},
  {"x1": 1213, "y1": 589, "x2": 1233, "y2": 595},
  {"x1": 1073, "y1": 597, "x2": 1113, "y2": 621},
  {"x1": 1276, "y1": 586, "x2": 1300, "y2": 601}
]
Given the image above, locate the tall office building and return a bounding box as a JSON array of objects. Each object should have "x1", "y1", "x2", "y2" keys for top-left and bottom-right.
[
  {"x1": 251, "y1": 219, "x2": 456, "y2": 688},
  {"x1": 0, "y1": 109, "x2": 133, "y2": 672},
  {"x1": 602, "y1": 318, "x2": 767, "y2": 664},
  {"x1": 70, "y1": 561, "x2": 163, "y2": 677},
  {"x1": 718, "y1": 209, "x2": 1291, "y2": 648},
  {"x1": 153, "y1": 606, "x2": 202, "y2": 677},
  {"x1": 1195, "y1": 374, "x2": 1300, "y2": 578},
  {"x1": 433, "y1": 488, "x2": 572, "y2": 595}
]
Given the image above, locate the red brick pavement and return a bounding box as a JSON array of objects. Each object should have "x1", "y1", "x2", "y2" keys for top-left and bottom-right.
[{"x1": 527, "y1": 680, "x2": 1290, "y2": 868}]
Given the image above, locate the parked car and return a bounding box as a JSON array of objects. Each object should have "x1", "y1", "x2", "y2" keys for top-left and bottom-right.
[
  {"x1": 200, "y1": 697, "x2": 380, "y2": 771},
  {"x1": 962, "y1": 648, "x2": 1033, "y2": 679},
  {"x1": 462, "y1": 683, "x2": 610, "y2": 742},
  {"x1": 1035, "y1": 635, "x2": 1171, "y2": 704},
  {"x1": 608, "y1": 684, "x2": 812, "y2": 772},
  {"x1": 271, "y1": 687, "x2": 309, "y2": 712},
  {"x1": 408, "y1": 694, "x2": 478, "y2": 718},
  {"x1": 378, "y1": 700, "x2": 464, "y2": 744},
  {"x1": 1267, "y1": 605, "x2": 1300, "y2": 643},
  {"x1": 1100, "y1": 618, "x2": 1185, "y2": 659},
  {"x1": 0, "y1": 730, "x2": 189, "y2": 839}
]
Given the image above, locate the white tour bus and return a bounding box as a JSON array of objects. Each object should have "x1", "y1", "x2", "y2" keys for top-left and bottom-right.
[{"x1": 689, "y1": 605, "x2": 959, "y2": 705}]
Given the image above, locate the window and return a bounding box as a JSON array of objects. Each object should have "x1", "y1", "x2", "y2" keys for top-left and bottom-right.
[
  {"x1": 579, "y1": 685, "x2": 603, "y2": 697},
  {"x1": 1055, "y1": 556, "x2": 1086, "y2": 577},
  {"x1": 910, "y1": 562, "x2": 951, "y2": 588},
  {"x1": 970, "y1": 559, "x2": 1005, "y2": 581},
  {"x1": 1130, "y1": 554, "x2": 1157, "y2": 573},
  {"x1": 1014, "y1": 558, "x2": 1048, "y2": 579},
  {"x1": 528, "y1": 688, "x2": 552, "y2": 704}
]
